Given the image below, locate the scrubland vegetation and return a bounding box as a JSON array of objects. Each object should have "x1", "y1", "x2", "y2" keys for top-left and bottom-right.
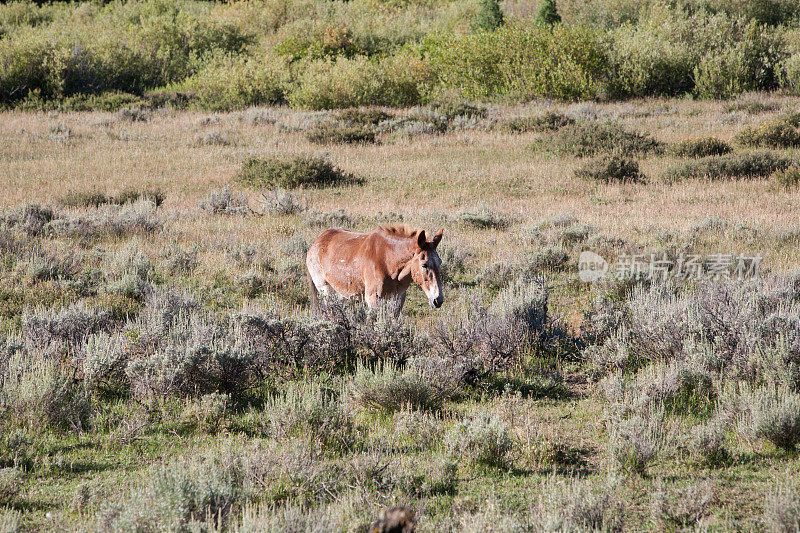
[
  {"x1": 2, "y1": 90, "x2": 800, "y2": 530},
  {"x1": 2, "y1": 0, "x2": 800, "y2": 111},
  {"x1": 4, "y1": 0, "x2": 800, "y2": 531}
]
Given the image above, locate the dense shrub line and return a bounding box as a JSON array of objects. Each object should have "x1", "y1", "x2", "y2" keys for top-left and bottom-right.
[{"x1": 2, "y1": 1, "x2": 800, "y2": 110}]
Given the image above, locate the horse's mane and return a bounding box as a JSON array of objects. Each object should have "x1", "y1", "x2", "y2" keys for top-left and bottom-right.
[{"x1": 378, "y1": 224, "x2": 420, "y2": 238}]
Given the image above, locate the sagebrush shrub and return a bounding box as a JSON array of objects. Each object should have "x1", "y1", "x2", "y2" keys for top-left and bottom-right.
[
  {"x1": 535, "y1": 122, "x2": 662, "y2": 157},
  {"x1": 350, "y1": 362, "x2": 442, "y2": 413},
  {"x1": 445, "y1": 411, "x2": 513, "y2": 468},
  {"x1": 736, "y1": 113, "x2": 800, "y2": 148},
  {"x1": 574, "y1": 154, "x2": 644, "y2": 183},
  {"x1": 46, "y1": 200, "x2": 162, "y2": 238},
  {"x1": 59, "y1": 191, "x2": 110, "y2": 209},
  {"x1": 605, "y1": 408, "x2": 663, "y2": 475},
  {"x1": 305, "y1": 122, "x2": 377, "y2": 145},
  {"x1": 499, "y1": 111, "x2": 574, "y2": 133},
  {"x1": 305, "y1": 208, "x2": 354, "y2": 229},
  {"x1": 763, "y1": 478, "x2": 800, "y2": 533},
  {"x1": 234, "y1": 155, "x2": 356, "y2": 189},
  {"x1": 671, "y1": 137, "x2": 733, "y2": 158},
  {"x1": 690, "y1": 417, "x2": 729, "y2": 466},
  {"x1": 2, "y1": 204, "x2": 54, "y2": 236},
  {"x1": 650, "y1": 480, "x2": 713, "y2": 529},
  {"x1": 536, "y1": 477, "x2": 620, "y2": 532},
  {"x1": 664, "y1": 151, "x2": 792, "y2": 181},
  {"x1": 200, "y1": 187, "x2": 249, "y2": 216},
  {"x1": 452, "y1": 208, "x2": 509, "y2": 229},
  {"x1": 751, "y1": 387, "x2": 800, "y2": 451},
  {"x1": 109, "y1": 447, "x2": 248, "y2": 531},
  {"x1": 256, "y1": 189, "x2": 305, "y2": 216},
  {"x1": 262, "y1": 382, "x2": 356, "y2": 450},
  {"x1": 1, "y1": 349, "x2": 92, "y2": 432},
  {"x1": 335, "y1": 108, "x2": 393, "y2": 126},
  {"x1": 23, "y1": 302, "x2": 111, "y2": 353}
]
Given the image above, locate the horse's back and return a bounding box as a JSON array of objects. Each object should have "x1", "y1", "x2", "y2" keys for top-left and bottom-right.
[
  {"x1": 310, "y1": 228, "x2": 367, "y2": 261},
  {"x1": 307, "y1": 228, "x2": 375, "y2": 298}
]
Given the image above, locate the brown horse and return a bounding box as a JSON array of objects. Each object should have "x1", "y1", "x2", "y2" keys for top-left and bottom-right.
[{"x1": 306, "y1": 225, "x2": 444, "y2": 314}]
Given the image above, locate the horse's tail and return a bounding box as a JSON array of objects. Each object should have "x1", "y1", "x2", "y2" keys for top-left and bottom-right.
[{"x1": 307, "y1": 266, "x2": 320, "y2": 316}]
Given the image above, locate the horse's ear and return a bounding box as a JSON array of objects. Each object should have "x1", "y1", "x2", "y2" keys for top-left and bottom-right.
[
  {"x1": 417, "y1": 229, "x2": 427, "y2": 249},
  {"x1": 431, "y1": 228, "x2": 443, "y2": 248}
]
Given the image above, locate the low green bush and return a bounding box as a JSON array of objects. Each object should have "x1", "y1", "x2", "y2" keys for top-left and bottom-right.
[
  {"x1": 664, "y1": 151, "x2": 792, "y2": 181},
  {"x1": 534, "y1": 122, "x2": 662, "y2": 157},
  {"x1": 234, "y1": 155, "x2": 357, "y2": 189},
  {"x1": 736, "y1": 112, "x2": 800, "y2": 148},
  {"x1": 336, "y1": 108, "x2": 393, "y2": 126},
  {"x1": 771, "y1": 166, "x2": 800, "y2": 189},
  {"x1": 500, "y1": 111, "x2": 574, "y2": 133},
  {"x1": 670, "y1": 137, "x2": 733, "y2": 158},
  {"x1": 305, "y1": 122, "x2": 377, "y2": 145},
  {"x1": 453, "y1": 208, "x2": 509, "y2": 229},
  {"x1": 350, "y1": 362, "x2": 442, "y2": 414},
  {"x1": 574, "y1": 154, "x2": 644, "y2": 183}
]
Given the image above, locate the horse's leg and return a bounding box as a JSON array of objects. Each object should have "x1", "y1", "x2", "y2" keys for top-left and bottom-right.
[
  {"x1": 391, "y1": 291, "x2": 407, "y2": 317},
  {"x1": 365, "y1": 285, "x2": 381, "y2": 308},
  {"x1": 363, "y1": 269, "x2": 384, "y2": 309}
]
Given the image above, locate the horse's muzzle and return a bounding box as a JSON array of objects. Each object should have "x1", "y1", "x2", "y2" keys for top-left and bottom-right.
[{"x1": 431, "y1": 295, "x2": 444, "y2": 308}]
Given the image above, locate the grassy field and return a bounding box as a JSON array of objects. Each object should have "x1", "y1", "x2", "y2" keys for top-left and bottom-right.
[{"x1": 2, "y1": 93, "x2": 800, "y2": 531}]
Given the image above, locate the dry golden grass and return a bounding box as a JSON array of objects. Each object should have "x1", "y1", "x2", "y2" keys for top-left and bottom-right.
[{"x1": 2, "y1": 94, "x2": 799, "y2": 280}]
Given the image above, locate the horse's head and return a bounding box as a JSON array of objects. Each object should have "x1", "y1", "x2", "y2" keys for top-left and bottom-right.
[{"x1": 411, "y1": 228, "x2": 444, "y2": 309}]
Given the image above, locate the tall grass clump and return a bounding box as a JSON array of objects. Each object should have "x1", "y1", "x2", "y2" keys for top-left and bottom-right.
[{"x1": 234, "y1": 155, "x2": 357, "y2": 189}]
